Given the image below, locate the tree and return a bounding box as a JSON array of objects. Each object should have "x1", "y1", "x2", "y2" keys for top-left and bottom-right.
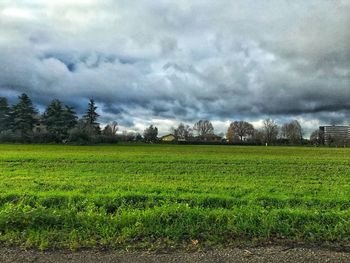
[
  {"x1": 171, "y1": 123, "x2": 192, "y2": 139},
  {"x1": 310, "y1": 129, "x2": 324, "y2": 146},
  {"x1": 83, "y1": 99, "x2": 100, "y2": 134},
  {"x1": 11, "y1": 93, "x2": 38, "y2": 138},
  {"x1": 281, "y1": 120, "x2": 303, "y2": 144},
  {"x1": 262, "y1": 118, "x2": 279, "y2": 145},
  {"x1": 0, "y1": 97, "x2": 10, "y2": 133},
  {"x1": 143, "y1": 125, "x2": 158, "y2": 143},
  {"x1": 226, "y1": 121, "x2": 255, "y2": 142},
  {"x1": 226, "y1": 128, "x2": 239, "y2": 143},
  {"x1": 62, "y1": 106, "x2": 78, "y2": 131},
  {"x1": 251, "y1": 129, "x2": 265, "y2": 145},
  {"x1": 193, "y1": 120, "x2": 214, "y2": 136},
  {"x1": 68, "y1": 119, "x2": 90, "y2": 144},
  {"x1": 102, "y1": 125, "x2": 113, "y2": 136},
  {"x1": 102, "y1": 122, "x2": 118, "y2": 137},
  {"x1": 43, "y1": 99, "x2": 66, "y2": 141},
  {"x1": 135, "y1": 133, "x2": 143, "y2": 142},
  {"x1": 43, "y1": 100, "x2": 78, "y2": 142},
  {"x1": 110, "y1": 121, "x2": 118, "y2": 135}
]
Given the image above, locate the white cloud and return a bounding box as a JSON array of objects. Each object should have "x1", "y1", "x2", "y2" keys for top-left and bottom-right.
[{"x1": 2, "y1": 7, "x2": 35, "y2": 19}]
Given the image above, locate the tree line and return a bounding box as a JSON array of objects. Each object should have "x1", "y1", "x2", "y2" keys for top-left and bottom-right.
[
  {"x1": 0, "y1": 93, "x2": 323, "y2": 145},
  {"x1": 170, "y1": 119, "x2": 306, "y2": 145},
  {"x1": 0, "y1": 94, "x2": 129, "y2": 144}
]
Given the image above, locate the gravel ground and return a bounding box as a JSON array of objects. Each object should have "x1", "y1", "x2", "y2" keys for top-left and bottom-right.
[{"x1": 1, "y1": 246, "x2": 350, "y2": 263}]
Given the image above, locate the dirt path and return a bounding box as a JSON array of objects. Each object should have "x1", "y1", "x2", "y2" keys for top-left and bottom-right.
[{"x1": 1, "y1": 246, "x2": 350, "y2": 263}]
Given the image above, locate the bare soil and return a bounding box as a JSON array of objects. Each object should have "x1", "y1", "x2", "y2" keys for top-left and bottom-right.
[{"x1": 1, "y1": 246, "x2": 350, "y2": 263}]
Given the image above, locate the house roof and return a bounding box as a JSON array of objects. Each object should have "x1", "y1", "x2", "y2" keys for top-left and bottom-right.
[{"x1": 160, "y1": 134, "x2": 177, "y2": 139}]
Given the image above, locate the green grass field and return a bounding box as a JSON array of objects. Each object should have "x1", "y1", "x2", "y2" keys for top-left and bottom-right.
[{"x1": 0, "y1": 144, "x2": 350, "y2": 250}]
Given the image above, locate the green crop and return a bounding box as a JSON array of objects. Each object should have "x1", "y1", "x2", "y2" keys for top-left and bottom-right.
[{"x1": 0, "y1": 144, "x2": 350, "y2": 250}]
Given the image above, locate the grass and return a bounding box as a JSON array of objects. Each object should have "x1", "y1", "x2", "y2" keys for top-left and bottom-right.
[{"x1": 0, "y1": 144, "x2": 350, "y2": 250}]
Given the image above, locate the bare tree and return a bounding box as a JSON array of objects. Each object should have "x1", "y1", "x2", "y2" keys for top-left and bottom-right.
[
  {"x1": 171, "y1": 123, "x2": 192, "y2": 139},
  {"x1": 102, "y1": 121, "x2": 118, "y2": 136},
  {"x1": 281, "y1": 120, "x2": 303, "y2": 144},
  {"x1": 310, "y1": 129, "x2": 324, "y2": 145},
  {"x1": 226, "y1": 127, "x2": 239, "y2": 143},
  {"x1": 263, "y1": 118, "x2": 279, "y2": 145},
  {"x1": 110, "y1": 121, "x2": 118, "y2": 135},
  {"x1": 193, "y1": 120, "x2": 214, "y2": 136},
  {"x1": 226, "y1": 121, "x2": 255, "y2": 142},
  {"x1": 251, "y1": 129, "x2": 265, "y2": 145}
]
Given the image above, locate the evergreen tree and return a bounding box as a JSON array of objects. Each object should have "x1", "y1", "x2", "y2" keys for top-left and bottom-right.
[
  {"x1": 143, "y1": 125, "x2": 158, "y2": 143},
  {"x1": 0, "y1": 97, "x2": 10, "y2": 133},
  {"x1": 83, "y1": 99, "x2": 100, "y2": 134},
  {"x1": 11, "y1": 93, "x2": 38, "y2": 138},
  {"x1": 43, "y1": 99, "x2": 65, "y2": 141},
  {"x1": 62, "y1": 106, "x2": 78, "y2": 131},
  {"x1": 43, "y1": 100, "x2": 78, "y2": 142}
]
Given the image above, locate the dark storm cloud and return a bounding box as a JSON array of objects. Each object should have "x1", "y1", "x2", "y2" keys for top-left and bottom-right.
[{"x1": 0, "y1": 0, "x2": 349, "y2": 133}]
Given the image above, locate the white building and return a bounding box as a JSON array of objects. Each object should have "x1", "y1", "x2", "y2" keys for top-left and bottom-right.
[{"x1": 319, "y1": 125, "x2": 350, "y2": 145}]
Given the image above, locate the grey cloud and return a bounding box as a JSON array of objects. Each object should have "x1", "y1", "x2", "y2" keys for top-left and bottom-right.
[{"x1": 0, "y1": 0, "x2": 349, "y2": 134}]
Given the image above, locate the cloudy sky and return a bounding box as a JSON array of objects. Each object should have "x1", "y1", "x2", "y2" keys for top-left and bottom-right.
[{"x1": 0, "y1": 0, "x2": 349, "y2": 135}]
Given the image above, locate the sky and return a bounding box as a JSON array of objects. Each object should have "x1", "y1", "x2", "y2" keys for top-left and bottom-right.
[{"x1": 0, "y1": 0, "x2": 349, "y2": 136}]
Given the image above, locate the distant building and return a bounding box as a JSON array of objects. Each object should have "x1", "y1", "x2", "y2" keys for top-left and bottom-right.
[
  {"x1": 160, "y1": 134, "x2": 177, "y2": 142},
  {"x1": 319, "y1": 125, "x2": 350, "y2": 146}
]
